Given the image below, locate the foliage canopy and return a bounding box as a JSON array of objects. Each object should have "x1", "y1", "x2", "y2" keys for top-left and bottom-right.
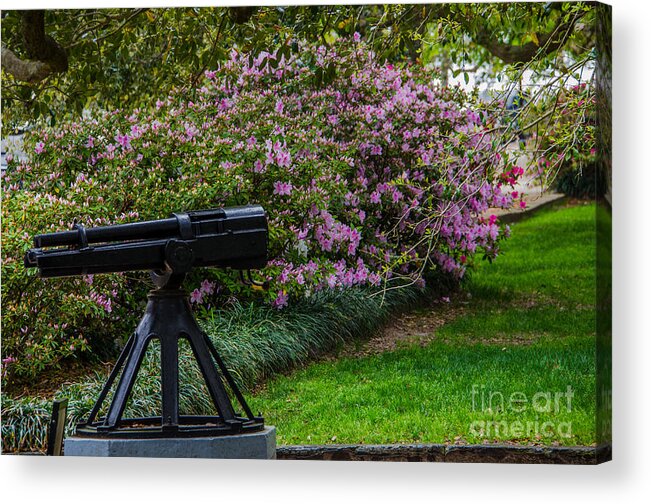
[{"x1": 2, "y1": 3, "x2": 596, "y2": 132}]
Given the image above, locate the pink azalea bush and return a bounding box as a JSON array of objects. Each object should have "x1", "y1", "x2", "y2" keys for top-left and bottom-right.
[{"x1": 1, "y1": 38, "x2": 522, "y2": 384}]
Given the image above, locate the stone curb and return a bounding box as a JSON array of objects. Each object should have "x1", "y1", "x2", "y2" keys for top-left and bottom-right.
[{"x1": 277, "y1": 443, "x2": 611, "y2": 464}]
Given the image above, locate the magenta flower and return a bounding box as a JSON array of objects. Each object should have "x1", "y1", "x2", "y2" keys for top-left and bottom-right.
[
  {"x1": 273, "y1": 181, "x2": 293, "y2": 196},
  {"x1": 34, "y1": 142, "x2": 45, "y2": 154},
  {"x1": 200, "y1": 279, "x2": 215, "y2": 295},
  {"x1": 273, "y1": 290, "x2": 288, "y2": 309},
  {"x1": 114, "y1": 133, "x2": 131, "y2": 150},
  {"x1": 276, "y1": 150, "x2": 292, "y2": 168},
  {"x1": 190, "y1": 289, "x2": 203, "y2": 304},
  {"x1": 264, "y1": 151, "x2": 275, "y2": 165}
]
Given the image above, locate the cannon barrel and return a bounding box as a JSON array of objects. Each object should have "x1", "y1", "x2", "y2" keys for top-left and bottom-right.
[
  {"x1": 32, "y1": 206, "x2": 268, "y2": 248},
  {"x1": 25, "y1": 205, "x2": 268, "y2": 278},
  {"x1": 33, "y1": 217, "x2": 180, "y2": 248}
]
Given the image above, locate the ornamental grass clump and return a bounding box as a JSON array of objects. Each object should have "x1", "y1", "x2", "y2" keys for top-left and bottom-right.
[{"x1": 1, "y1": 37, "x2": 522, "y2": 385}]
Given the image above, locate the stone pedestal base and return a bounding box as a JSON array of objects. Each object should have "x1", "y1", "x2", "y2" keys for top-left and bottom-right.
[{"x1": 64, "y1": 426, "x2": 276, "y2": 459}]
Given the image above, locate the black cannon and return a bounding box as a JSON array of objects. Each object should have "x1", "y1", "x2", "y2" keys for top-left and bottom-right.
[{"x1": 24, "y1": 205, "x2": 268, "y2": 438}]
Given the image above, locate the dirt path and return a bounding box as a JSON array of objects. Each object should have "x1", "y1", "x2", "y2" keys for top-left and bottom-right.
[{"x1": 339, "y1": 294, "x2": 469, "y2": 358}]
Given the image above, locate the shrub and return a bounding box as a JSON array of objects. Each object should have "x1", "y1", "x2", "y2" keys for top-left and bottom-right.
[{"x1": 1, "y1": 37, "x2": 520, "y2": 386}]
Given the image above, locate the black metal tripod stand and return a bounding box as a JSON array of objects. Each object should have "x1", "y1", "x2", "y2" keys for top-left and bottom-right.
[{"x1": 75, "y1": 272, "x2": 264, "y2": 438}]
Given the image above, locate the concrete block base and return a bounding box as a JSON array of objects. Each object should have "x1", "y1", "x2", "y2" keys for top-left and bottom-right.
[{"x1": 64, "y1": 426, "x2": 276, "y2": 459}]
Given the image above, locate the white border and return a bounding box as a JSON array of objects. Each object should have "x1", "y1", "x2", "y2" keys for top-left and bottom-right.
[{"x1": 2, "y1": 1, "x2": 650, "y2": 503}]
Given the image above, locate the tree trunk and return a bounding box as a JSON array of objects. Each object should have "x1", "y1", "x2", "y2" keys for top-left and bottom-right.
[{"x1": 1, "y1": 10, "x2": 68, "y2": 83}]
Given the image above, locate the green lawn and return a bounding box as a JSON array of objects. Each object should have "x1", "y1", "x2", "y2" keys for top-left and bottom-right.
[{"x1": 246, "y1": 202, "x2": 598, "y2": 446}]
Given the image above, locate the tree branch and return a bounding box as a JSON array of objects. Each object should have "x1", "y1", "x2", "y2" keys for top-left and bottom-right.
[
  {"x1": 473, "y1": 11, "x2": 585, "y2": 64},
  {"x1": 1, "y1": 10, "x2": 67, "y2": 83}
]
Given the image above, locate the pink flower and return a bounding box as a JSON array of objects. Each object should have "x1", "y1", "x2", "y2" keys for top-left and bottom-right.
[
  {"x1": 273, "y1": 290, "x2": 289, "y2": 309},
  {"x1": 184, "y1": 124, "x2": 199, "y2": 141},
  {"x1": 190, "y1": 289, "x2": 203, "y2": 304},
  {"x1": 275, "y1": 99, "x2": 284, "y2": 114},
  {"x1": 114, "y1": 133, "x2": 131, "y2": 150},
  {"x1": 273, "y1": 181, "x2": 293, "y2": 196},
  {"x1": 200, "y1": 279, "x2": 215, "y2": 295},
  {"x1": 35, "y1": 142, "x2": 45, "y2": 154},
  {"x1": 520, "y1": 200, "x2": 527, "y2": 209},
  {"x1": 370, "y1": 144, "x2": 383, "y2": 156},
  {"x1": 369, "y1": 273, "x2": 381, "y2": 286},
  {"x1": 276, "y1": 150, "x2": 292, "y2": 168},
  {"x1": 353, "y1": 32, "x2": 361, "y2": 43}
]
